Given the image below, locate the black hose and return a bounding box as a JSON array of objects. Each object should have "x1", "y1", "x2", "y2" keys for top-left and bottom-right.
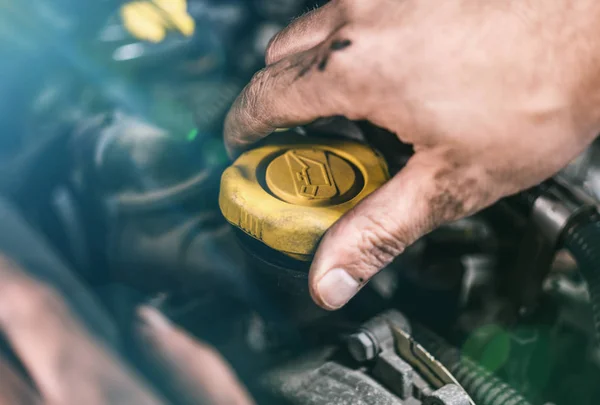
[
  {"x1": 509, "y1": 180, "x2": 600, "y2": 344},
  {"x1": 563, "y1": 217, "x2": 600, "y2": 345},
  {"x1": 413, "y1": 326, "x2": 533, "y2": 405}
]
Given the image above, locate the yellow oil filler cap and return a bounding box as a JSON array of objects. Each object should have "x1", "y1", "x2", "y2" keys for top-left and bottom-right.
[{"x1": 219, "y1": 135, "x2": 390, "y2": 261}]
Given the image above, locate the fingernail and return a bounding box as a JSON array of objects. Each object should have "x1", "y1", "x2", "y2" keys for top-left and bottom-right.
[
  {"x1": 138, "y1": 306, "x2": 171, "y2": 331},
  {"x1": 316, "y1": 268, "x2": 360, "y2": 310},
  {"x1": 273, "y1": 128, "x2": 290, "y2": 132}
]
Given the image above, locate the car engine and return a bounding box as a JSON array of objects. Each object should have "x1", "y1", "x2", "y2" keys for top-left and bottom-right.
[{"x1": 1, "y1": 1, "x2": 600, "y2": 404}]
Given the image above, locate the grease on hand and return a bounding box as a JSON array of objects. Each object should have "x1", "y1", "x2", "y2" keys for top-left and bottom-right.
[{"x1": 293, "y1": 38, "x2": 353, "y2": 79}]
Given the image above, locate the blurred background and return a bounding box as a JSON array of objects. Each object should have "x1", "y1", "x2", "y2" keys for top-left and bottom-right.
[
  {"x1": 0, "y1": 0, "x2": 334, "y2": 398},
  {"x1": 2, "y1": 2, "x2": 600, "y2": 405},
  {"x1": 0, "y1": 0, "x2": 327, "y2": 294}
]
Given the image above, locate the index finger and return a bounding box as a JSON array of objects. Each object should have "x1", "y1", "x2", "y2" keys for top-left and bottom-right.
[
  {"x1": 0, "y1": 257, "x2": 164, "y2": 405},
  {"x1": 224, "y1": 30, "x2": 361, "y2": 158},
  {"x1": 138, "y1": 306, "x2": 255, "y2": 405}
]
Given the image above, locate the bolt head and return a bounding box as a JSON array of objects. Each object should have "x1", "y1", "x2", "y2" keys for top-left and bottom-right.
[{"x1": 347, "y1": 332, "x2": 376, "y2": 362}]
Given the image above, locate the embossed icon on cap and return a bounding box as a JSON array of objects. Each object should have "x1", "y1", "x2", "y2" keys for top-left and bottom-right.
[
  {"x1": 265, "y1": 147, "x2": 359, "y2": 206},
  {"x1": 284, "y1": 149, "x2": 337, "y2": 199}
]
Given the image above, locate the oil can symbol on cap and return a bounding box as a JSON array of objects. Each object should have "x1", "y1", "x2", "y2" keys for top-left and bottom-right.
[
  {"x1": 266, "y1": 148, "x2": 359, "y2": 206},
  {"x1": 286, "y1": 149, "x2": 337, "y2": 199}
]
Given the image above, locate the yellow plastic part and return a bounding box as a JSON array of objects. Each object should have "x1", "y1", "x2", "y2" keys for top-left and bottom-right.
[
  {"x1": 219, "y1": 135, "x2": 390, "y2": 261},
  {"x1": 120, "y1": 0, "x2": 195, "y2": 43}
]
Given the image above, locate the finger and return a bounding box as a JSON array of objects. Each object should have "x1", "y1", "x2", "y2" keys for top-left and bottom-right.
[
  {"x1": 308, "y1": 150, "x2": 495, "y2": 310},
  {"x1": 265, "y1": 2, "x2": 341, "y2": 65},
  {"x1": 137, "y1": 306, "x2": 255, "y2": 405},
  {"x1": 0, "y1": 257, "x2": 163, "y2": 405},
  {"x1": 0, "y1": 353, "x2": 41, "y2": 405},
  {"x1": 0, "y1": 198, "x2": 118, "y2": 346},
  {"x1": 225, "y1": 30, "x2": 360, "y2": 157}
]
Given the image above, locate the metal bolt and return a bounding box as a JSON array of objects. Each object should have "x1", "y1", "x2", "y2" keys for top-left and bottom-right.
[{"x1": 347, "y1": 331, "x2": 377, "y2": 362}]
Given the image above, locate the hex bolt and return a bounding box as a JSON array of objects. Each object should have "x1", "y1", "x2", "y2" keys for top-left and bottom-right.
[
  {"x1": 347, "y1": 331, "x2": 378, "y2": 362},
  {"x1": 347, "y1": 310, "x2": 410, "y2": 363}
]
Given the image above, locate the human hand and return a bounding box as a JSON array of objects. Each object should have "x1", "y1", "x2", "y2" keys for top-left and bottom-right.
[
  {"x1": 224, "y1": 0, "x2": 600, "y2": 310},
  {"x1": 0, "y1": 256, "x2": 254, "y2": 405}
]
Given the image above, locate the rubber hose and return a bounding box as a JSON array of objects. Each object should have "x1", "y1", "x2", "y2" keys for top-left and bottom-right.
[
  {"x1": 563, "y1": 218, "x2": 600, "y2": 345},
  {"x1": 413, "y1": 326, "x2": 533, "y2": 405}
]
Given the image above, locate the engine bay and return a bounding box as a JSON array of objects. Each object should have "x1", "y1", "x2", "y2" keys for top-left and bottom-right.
[{"x1": 1, "y1": 1, "x2": 600, "y2": 404}]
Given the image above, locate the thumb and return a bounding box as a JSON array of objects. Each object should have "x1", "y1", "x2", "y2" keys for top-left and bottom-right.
[{"x1": 309, "y1": 149, "x2": 490, "y2": 310}]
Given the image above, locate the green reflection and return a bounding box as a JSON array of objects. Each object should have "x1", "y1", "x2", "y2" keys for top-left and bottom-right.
[
  {"x1": 187, "y1": 128, "x2": 199, "y2": 142},
  {"x1": 463, "y1": 324, "x2": 511, "y2": 373}
]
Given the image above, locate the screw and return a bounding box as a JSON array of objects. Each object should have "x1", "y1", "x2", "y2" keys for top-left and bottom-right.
[{"x1": 347, "y1": 331, "x2": 377, "y2": 362}]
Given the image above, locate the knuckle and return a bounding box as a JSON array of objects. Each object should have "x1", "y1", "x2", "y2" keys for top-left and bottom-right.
[
  {"x1": 247, "y1": 70, "x2": 267, "y2": 103},
  {"x1": 233, "y1": 70, "x2": 270, "y2": 130},
  {"x1": 264, "y1": 33, "x2": 281, "y2": 65},
  {"x1": 245, "y1": 68, "x2": 272, "y2": 110}
]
